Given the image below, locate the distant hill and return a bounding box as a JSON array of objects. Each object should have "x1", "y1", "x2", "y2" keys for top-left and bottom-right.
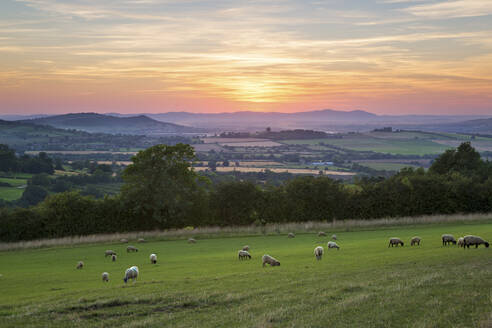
[
  {"x1": 438, "y1": 118, "x2": 492, "y2": 134},
  {"x1": 20, "y1": 113, "x2": 203, "y2": 135}
]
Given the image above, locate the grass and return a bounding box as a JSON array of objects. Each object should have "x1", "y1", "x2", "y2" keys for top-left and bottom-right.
[
  {"x1": 356, "y1": 162, "x2": 420, "y2": 171},
  {"x1": 1, "y1": 218, "x2": 492, "y2": 327},
  {"x1": 0, "y1": 187, "x2": 24, "y2": 201}
]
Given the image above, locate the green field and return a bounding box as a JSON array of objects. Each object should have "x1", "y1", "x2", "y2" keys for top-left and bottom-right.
[
  {"x1": 1, "y1": 221, "x2": 492, "y2": 327},
  {"x1": 0, "y1": 176, "x2": 28, "y2": 201},
  {"x1": 356, "y1": 162, "x2": 420, "y2": 171}
]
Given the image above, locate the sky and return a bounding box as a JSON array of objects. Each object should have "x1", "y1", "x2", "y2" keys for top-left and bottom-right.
[{"x1": 0, "y1": 0, "x2": 492, "y2": 115}]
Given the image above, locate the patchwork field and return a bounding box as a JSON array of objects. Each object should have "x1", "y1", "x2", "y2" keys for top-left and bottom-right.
[
  {"x1": 1, "y1": 221, "x2": 492, "y2": 327},
  {"x1": 0, "y1": 176, "x2": 28, "y2": 201}
]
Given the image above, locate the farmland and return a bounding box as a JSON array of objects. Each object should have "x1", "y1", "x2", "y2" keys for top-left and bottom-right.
[{"x1": 1, "y1": 219, "x2": 491, "y2": 327}]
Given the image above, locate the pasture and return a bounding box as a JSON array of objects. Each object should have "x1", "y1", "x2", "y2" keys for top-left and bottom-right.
[{"x1": 1, "y1": 221, "x2": 492, "y2": 327}]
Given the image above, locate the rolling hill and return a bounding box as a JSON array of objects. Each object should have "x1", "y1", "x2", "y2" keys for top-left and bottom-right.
[{"x1": 20, "y1": 113, "x2": 203, "y2": 135}]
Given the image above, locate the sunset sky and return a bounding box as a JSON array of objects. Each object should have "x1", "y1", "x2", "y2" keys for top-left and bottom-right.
[{"x1": 1, "y1": 0, "x2": 492, "y2": 115}]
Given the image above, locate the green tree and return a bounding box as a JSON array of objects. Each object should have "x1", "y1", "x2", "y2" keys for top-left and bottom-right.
[
  {"x1": 430, "y1": 142, "x2": 482, "y2": 176},
  {"x1": 121, "y1": 144, "x2": 201, "y2": 229},
  {"x1": 0, "y1": 144, "x2": 18, "y2": 172}
]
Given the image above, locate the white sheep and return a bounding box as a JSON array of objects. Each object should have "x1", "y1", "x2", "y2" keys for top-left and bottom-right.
[
  {"x1": 242, "y1": 245, "x2": 250, "y2": 251},
  {"x1": 314, "y1": 246, "x2": 324, "y2": 260},
  {"x1": 327, "y1": 241, "x2": 340, "y2": 250},
  {"x1": 287, "y1": 233, "x2": 295, "y2": 238},
  {"x1": 102, "y1": 272, "x2": 109, "y2": 282},
  {"x1": 262, "y1": 254, "x2": 280, "y2": 267},
  {"x1": 120, "y1": 238, "x2": 128, "y2": 243},
  {"x1": 111, "y1": 254, "x2": 117, "y2": 262},
  {"x1": 441, "y1": 234, "x2": 457, "y2": 246},
  {"x1": 76, "y1": 261, "x2": 84, "y2": 269},
  {"x1": 410, "y1": 236, "x2": 421, "y2": 246},
  {"x1": 188, "y1": 238, "x2": 196, "y2": 244},
  {"x1": 105, "y1": 250, "x2": 116, "y2": 257},
  {"x1": 138, "y1": 238, "x2": 146, "y2": 243},
  {"x1": 123, "y1": 266, "x2": 139, "y2": 283},
  {"x1": 238, "y1": 250, "x2": 252, "y2": 260},
  {"x1": 150, "y1": 253, "x2": 157, "y2": 264},
  {"x1": 127, "y1": 246, "x2": 138, "y2": 253},
  {"x1": 457, "y1": 237, "x2": 465, "y2": 248},
  {"x1": 331, "y1": 234, "x2": 337, "y2": 240},
  {"x1": 318, "y1": 232, "x2": 327, "y2": 237}
]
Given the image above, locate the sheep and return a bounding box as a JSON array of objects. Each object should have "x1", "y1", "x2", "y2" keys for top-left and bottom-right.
[
  {"x1": 463, "y1": 235, "x2": 490, "y2": 249},
  {"x1": 127, "y1": 246, "x2": 138, "y2": 253},
  {"x1": 105, "y1": 250, "x2": 116, "y2": 257},
  {"x1": 318, "y1": 232, "x2": 327, "y2": 237},
  {"x1": 287, "y1": 233, "x2": 295, "y2": 238},
  {"x1": 388, "y1": 237, "x2": 404, "y2": 247},
  {"x1": 123, "y1": 266, "x2": 139, "y2": 283},
  {"x1": 138, "y1": 238, "x2": 146, "y2": 243},
  {"x1": 120, "y1": 238, "x2": 128, "y2": 243},
  {"x1": 331, "y1": 234, "x2": 337, "y2": 240},
  {"x1": 242, "y1": 245, "x2": 250, "y2": 251},
  {"x1": 327, "y1": 241, "x2": 340, "y2": 250},
  {"x1": 111, "y1": 254, "x2": 117, "y2": 262},
  {"x1": 188, "y1": 238, "x2": 196, "y2": 244},
  {"x1": 238, "y1": 250, "x2": 252, "y2": 260},
  {"x1": 410, "y1": 236, "x2": 421, "y2": 246},
  {"x1": 102, "y1": 272, "x2": 109, "y2": 282},
  {"x1": 441, "y1": 234, "x2": 457, "y2": 246},
  {"x1": 76, "y1": 261, "x2": 84, "y2": 269},
  {"x1": 314, "y1": 246, "x2": 324, "y2": 260},
  {"x1": 457, "y1": 237, "x2": 465, "y2": 248},
  {"x1": 150, "y1": 253, "x2": 157, "y2": 264},
  {"x1": 262, "y1": 254, "x2": 280, "y2": 267}
]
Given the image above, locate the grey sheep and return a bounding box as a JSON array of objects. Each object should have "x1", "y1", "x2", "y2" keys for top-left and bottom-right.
[
  {"x1": 318, "y1": 232, "x2": 327, "y2": 237},
  {"x1": 188, "y1": 238, "x2": 196, "y2": 244},
  {"x1": 327, "y1": 241, "x2": 340, "y2": 250},
  {"x1": 457, "y1": 237, "x2": 465, "y2": 248},
  {"x1": 441, "y1": 234, "x2": 457, "y2": 246},
  {"x1": 388, "y1": 237, "x2": 404, "y2": 247},
  {"x1": 123, "y1": 266, "x2": 139, "y2": 283},
  {"x1": 410, "y1": 236, "x2": 421, "y2": 246},
  {"x1": 150, "y1": 253, "x2": 157, "y2": 264},
  {"x1": 242, "y1": 245, "x2": 250, "y2": 251},
  {"x1": 105, "y1": 250, "x2": 116, "y2": 257},
  {"x1": 102, "y1": 272, "x2": 109, "y2": 282},
  {"x1": 120, "y1": 238, "x2": 128, "y2": 243},
  {"x1": 331, "y1": 234, "x2": 337, "y2": 240},
  {"x1": 314, "y1": 246, "x2": 324, "y2": 260},
  {"x1": 288, "y1": 233, "x2": 295, "y2": 238},
  {"x1": 262, "y1": 254, "x2": 280, "y2": 267},
  {"x1": 238, "y1": 250, "x2": 252, "y2": 260},
  {"x1": 463, "y1": 235, "x2": 490, "y2": 249},
  {"x1": 127, "y1": 246, "x2": 138, "y2": 253},
  {"x1": 111, "y1": 254, "x2": 117, "y2": 262},
  {"x1": 76, "y1": 261, "x2": 84, "y2": 269}
]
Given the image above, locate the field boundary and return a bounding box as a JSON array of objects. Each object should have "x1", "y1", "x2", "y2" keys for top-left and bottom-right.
[{"x1": 1, "y1": 213, "x2": 492, "y2": 251}]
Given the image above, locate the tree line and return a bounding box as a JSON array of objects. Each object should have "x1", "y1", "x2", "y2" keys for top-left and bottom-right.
[{"x1": 1, "y1": 142, "x2": 492, "y2": 242}]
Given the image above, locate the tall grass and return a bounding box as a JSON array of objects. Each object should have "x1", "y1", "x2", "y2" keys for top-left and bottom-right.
[{"x1": 1, "y1": 212, "x2": 491, "y2": 251}]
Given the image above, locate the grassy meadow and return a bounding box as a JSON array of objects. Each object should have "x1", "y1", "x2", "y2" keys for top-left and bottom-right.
[{"x1": 1, "y1": 220, "x2": 492, "y2": 327}]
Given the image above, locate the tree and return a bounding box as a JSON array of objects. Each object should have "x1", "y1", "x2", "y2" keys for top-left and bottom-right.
[
  {"x1": 0, "y1": 144, "x2": 18, "y2": 172},
  {"x1": 121, "y1": 144, "x2": 201, "y2": 229},
  {"x1": 20, "y1": 185, "x2": 48, "y2": 206},
  {"x1": 430, "y1": 142, "x2": 482, "y2": 176}
]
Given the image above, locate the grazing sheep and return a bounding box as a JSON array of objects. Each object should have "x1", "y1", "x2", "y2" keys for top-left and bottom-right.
[
  {"x1": 120, "y1": 238, "x2": 128, "y2": 243},
  {"x1": 127, "y1": 246, "x2": 138, "y2": 253},
  {"x1": 410, "y1": 236, "x2": 421, "y2": 246},
  {"x1": 238, "y1": 250, "x2": 252, "y2": 260},
  {"x1": 331, "y1": 234, "x2": 337, "y2": 240},
  {"x1": 242, "y1": 245, "x2": 250, "y2": 251},
  {"x1": 102, "y1": 272, "x2": 109, "y2": 282},
  {"x1": 457, "y1": 237, "x2": 465, "y2": 248},
  {"x1": 327, "y1": 241, "x2": 340, "y2": 250},
  {"x1": 188, "y1": 238, "x2": 196, "y2": 244},
  {"x1": 463, "y1": 235, "x2": 490, "y2": 249},
  {"x1": 76, "y1": 261, "x2": 84, "y2": 269},
  {"x1": 138, "y1": 238, "x2": 146, "y2": 243},
  {"x1": 262, "y1": 254, "x2": 280, "y2": 267},
  {"x1": 111, "y1": 254, "x2": 117, "y2": 262},
  {"x1": 388, "y1": 237, "x2": 404, "y2": 247},
  {"x1": 288, "y1": 233, "x2": 295, "y2": 238},
  {"x1": 123, "y1": 266, "x2": 139, "y2": 283},
  {"x1": 314, "y1": 246, "x2": 324, "y2": 260},
  {"x1": 150, "y1": 253, "x2": 157, "y2": 264},
  {"x1": 441, "y1": 234, "x2": 457, "y2": 246},
  {"x1": 105, "y1": 250, "x2": 116, "y2": 257},
  {"x1": 318, "y1": 232, "x2": 327, "y2": 237}
]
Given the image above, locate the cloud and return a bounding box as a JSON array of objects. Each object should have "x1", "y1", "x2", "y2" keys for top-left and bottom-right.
[{"x1": 403, "y1": 0, "x2": 492, "y2": 19}]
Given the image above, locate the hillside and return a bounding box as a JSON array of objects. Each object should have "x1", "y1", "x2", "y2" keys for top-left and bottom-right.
[{"x1": 21, "y1": 113, "x2": 203, "y2": 135}]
